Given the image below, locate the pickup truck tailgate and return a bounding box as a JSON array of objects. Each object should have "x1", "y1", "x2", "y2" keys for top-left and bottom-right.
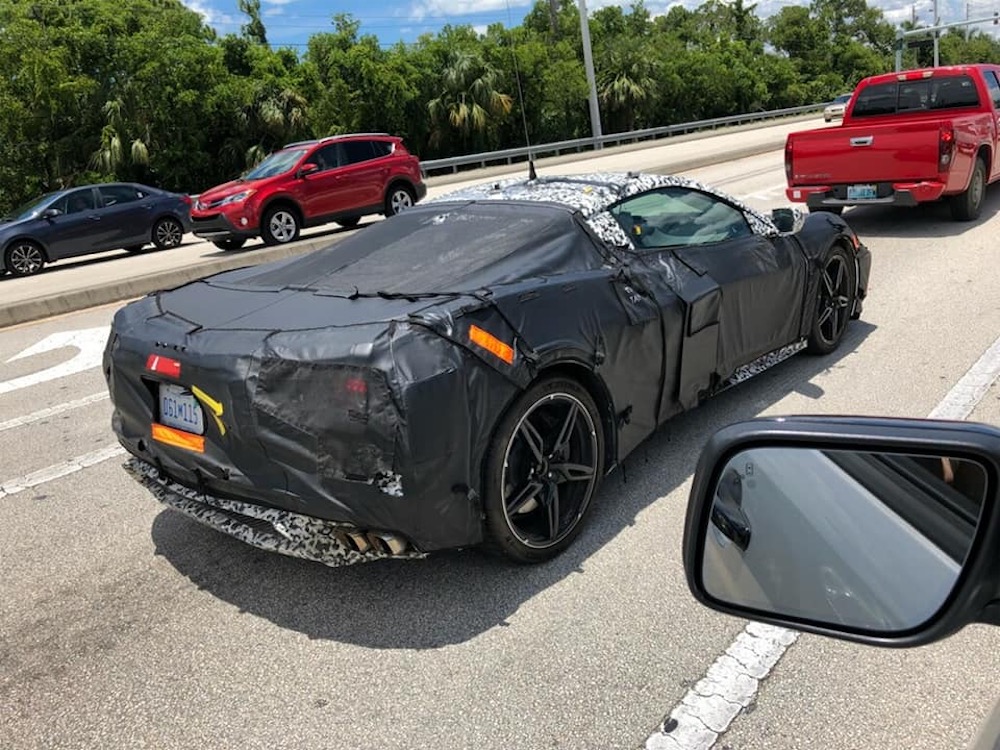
[{"x1": 789, "y1": 121, "x2": 943, "y2": 184}]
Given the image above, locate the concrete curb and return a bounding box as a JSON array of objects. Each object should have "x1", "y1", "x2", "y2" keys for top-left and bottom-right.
[{"x1": 0, "y1": 129, "x2": 791, "y2": 329}]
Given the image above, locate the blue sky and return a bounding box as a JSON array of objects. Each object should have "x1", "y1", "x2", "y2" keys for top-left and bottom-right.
[{"x1": 180, "y1": 0, "x2": 1000, "y2": 50}]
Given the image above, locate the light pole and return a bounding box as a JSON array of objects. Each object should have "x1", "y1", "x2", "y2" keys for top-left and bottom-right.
[
  {"x1": 578, "y1": 0, "x2": 603, "y2": 145},
  {"x1": 932, "y1": 0, "x2": 939, "y2": 67}
]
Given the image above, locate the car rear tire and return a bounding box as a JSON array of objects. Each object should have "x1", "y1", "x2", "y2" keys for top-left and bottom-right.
[
  {"x1": 950, "y1": 157, "x2": 986, "y2": 222},
  {"x1": 261, "y1": 205, "x2": 300, "y2": 245},
  {"x1": 4, "y1": 240, "x2": 46, "y2": 277},
  {"x1": 384, "y1": 184, "x2": 415, "y2": 217},
  {"x1": 482, "y1": 376, "x2": 605, "y2": 564},
  {"x1": 212, "y1": 238, "x2": 247, "y2": 251},
  {"x1": 806, "y1": 244, "x2": 856, "y2": 355},
  {"x1": 152, "y1": 217, "x2": 184, "y2": 249},
  {"x1": 337, "y1": 217, "x2": 362, "y2": 228}
]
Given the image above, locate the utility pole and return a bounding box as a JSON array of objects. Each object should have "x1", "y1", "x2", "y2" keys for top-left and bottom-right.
[
  {"x1": 578, "y1": 0, "x2": 603, "y2": 145},
  {"x1": 932, "y1": 0, "x2": 939, "y2": 67}
]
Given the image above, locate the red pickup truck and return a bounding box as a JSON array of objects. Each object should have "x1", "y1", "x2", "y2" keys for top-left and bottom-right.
[{"x1": 785, "y1": 64, "x2": 1000, "y2": 221}]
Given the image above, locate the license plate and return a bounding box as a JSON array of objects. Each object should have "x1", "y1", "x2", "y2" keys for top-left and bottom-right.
[
  {"x1": 847, "y1": 184, "x2": 877, "y2": 200},
  {"x1": 159, "y1": 383, "x2": 205, "y2": 435}
]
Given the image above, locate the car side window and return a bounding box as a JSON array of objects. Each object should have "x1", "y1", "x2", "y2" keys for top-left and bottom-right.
[
  {"x1": 59, "y1": 189, "x2": 97, "y2": 215},
  {"x1": 340, "y1": 140, "x2": 376, "y2": 166},
  {"x1": 984, "y1": 71, "x2": 1000, "y2": 110},
  {"x1": 313, "y1": 144, "x2": 340, "y2": 172},
  {"x1": 610, "y1": 187, "x2": 753, "y2": 250},
  {"x1": 99, "y1": 185, "x2": 140, "y2": 207},
  {"x1": 371, "y1": 141, "x2": 392, "y2": 158}
]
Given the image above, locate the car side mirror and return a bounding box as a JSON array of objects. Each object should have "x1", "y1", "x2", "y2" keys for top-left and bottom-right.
[
  {"x1": 770, "y1": 207, "x2": 803, "y2": 233},
  {"x1": 683, "y1": 416, "x2": 1000, "y2": 647},
  {"x1": 297, "y1": 163, "x2": 319, "y2": 178},
  {"x1": 40, "y1": 207, "x2": 62, "y2": 219}
]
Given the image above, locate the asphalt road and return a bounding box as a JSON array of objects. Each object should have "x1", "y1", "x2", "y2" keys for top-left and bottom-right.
[{"x1": 3, "y1": 149, "x2": 1000, "y2": 750}]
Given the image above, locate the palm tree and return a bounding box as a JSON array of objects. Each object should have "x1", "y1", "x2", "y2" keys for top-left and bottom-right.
[
  {"x1": 90, "y1": 93, "x2": 151, "y2": 179},
  {"x1": 597, "y1": 38, "x2": 657, "y2": 133},
  {"x1": 427, "y1": 50, "x2": 513, "y2": 151},
  {"x1": 237, "y1": 83, "x2": 309, "y2": 166}
]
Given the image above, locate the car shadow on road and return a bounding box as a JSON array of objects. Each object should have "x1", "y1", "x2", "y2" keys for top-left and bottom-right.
[
  {"x1": 839, "y1": 187, "x2": 1000, "y2": 239},
  {"x1": 149, "y1": 321, "x2": 876, "y2": 650},
  {"x1": 0, "y1": 241, "x2": 203, "y2": 281},
  {"x1": 200, "y1": 222, "x2": 372, "y2": 259}
]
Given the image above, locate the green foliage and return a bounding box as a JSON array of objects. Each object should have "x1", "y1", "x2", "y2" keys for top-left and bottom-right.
[{"x1": 3, "y1": 0, "x2": 1000, "y2": 213}]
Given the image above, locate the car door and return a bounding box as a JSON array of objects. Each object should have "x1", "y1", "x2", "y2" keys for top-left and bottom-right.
[
  {"x1": 297, "y1": 143, "x2": 344, "y2": 219},
  {"x1": 97, "y1": 184, "x2": 151, "y2": 247},
  {"x1": 610, "y1": 186, "x2": 808, "y2": 407},
  {"x1": 43, "y1": 188, "x2": 109, "y2": 260},
  {"x1": 332, "y1": 140, "x2": 383, "y2": 211}
]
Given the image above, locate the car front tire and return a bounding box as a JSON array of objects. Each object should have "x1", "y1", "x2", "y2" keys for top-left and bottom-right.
[
  {"x1": 482, "y1": 376, "x2": 605, "y2": 564},
  {"x1": 4, "y1": 240, "x2": 46, "y2": 277},
  {"x1": 261, "y1": 205, "x2": 300, "y2": 245},
  {"x1": 806, "y1": 244, "x2": 857, "y2": 355}
]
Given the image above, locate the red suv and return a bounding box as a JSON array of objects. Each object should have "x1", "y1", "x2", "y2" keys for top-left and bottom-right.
[{"x1": 190, "y1": 133, "x2": 427, "y2": 250}]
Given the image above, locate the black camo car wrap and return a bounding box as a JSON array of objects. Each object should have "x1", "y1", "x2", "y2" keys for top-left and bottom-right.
[{"x1": 105, "y1": 172, "x2": 871, "y2": 565}]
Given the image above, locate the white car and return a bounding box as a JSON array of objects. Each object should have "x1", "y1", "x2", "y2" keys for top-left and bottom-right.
[{"x1": 824, "y1": 93, "x2": 853, "y2": 122}]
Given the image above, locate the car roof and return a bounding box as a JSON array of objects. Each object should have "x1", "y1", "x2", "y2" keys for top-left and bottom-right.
[
  {"x1": 429, "y1": 171, "x2": 780, "y2": 245},
  {"x1": 282, "y1": 133, "x2": 396, "y2": 149},
  {"x1": 861, "y1": 64, "x2": 994, "y2": 87}
]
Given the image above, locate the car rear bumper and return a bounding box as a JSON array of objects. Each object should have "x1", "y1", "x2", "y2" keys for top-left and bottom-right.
[
  {"x1": 787, "y1": 182, "x2": 946, "y2": 208},
  {"x1": 190, "y1": 212, "x2": 257, "y2": 240},
  {"x1": 124, "y1": 457, "x2": 425, "y2": 567}
]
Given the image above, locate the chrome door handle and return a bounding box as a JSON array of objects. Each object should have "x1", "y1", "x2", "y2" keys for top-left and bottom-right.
[{"x1": 850, "y1": 136, "x2": 874, "y2": 147}]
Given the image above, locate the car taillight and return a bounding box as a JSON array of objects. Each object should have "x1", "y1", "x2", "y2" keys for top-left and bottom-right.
[
  {"x1": 784, "y1": 139, "x2": 793, "y2": 182},
  {"x1": 146, "y1": 354, "x2": 181, "y2": 378},
  {"x1": 339, "y1": 375, "x2": 369, "y2": 423},
  {"x1": 939, "y1": 127, "x2": 955, "y2": 171}
]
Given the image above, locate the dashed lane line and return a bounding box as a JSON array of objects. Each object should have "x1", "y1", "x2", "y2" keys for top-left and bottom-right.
[
  {"x1": 0, "y1": 392, "x2": 109, "y2": 433},
  {"x1": 0, "y1": 443, "x2": 125, "y2": 500},
  {"x1": 645, "y1": 331, "x2": 1000, "y2": 750}
]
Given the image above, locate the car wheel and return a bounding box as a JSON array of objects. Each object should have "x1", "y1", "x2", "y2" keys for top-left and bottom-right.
[
  {"x1": 806, "y1": 244, "x2": 857, "y2": 355},
  {"x1": 950, "y1": 157, "x2": 986, "y2": 222},
  {"x1": 153, "y1": 217, "x2": 184, "y2": 249},
  {"x1": 482, "y1": 376, "x2": 605, "y2": 564},
  {"x1": 808, "y1": 205, "x2": 844, "y2": 215},
  {"x1": 261, "y1": 205, "x2": 300, "y2": 245},
  {"x1": 212, "y1": 238, "x2": 247, "y2": 251},
  {"x1": 384, "y1": 185, "x2": 415, "y2": 217},
  {"x1": 4, "y1": 240, "x2": 46, "y2": 277},
  {"x1": 337, "y1": 216, "x2": 362, "y2": 228}
]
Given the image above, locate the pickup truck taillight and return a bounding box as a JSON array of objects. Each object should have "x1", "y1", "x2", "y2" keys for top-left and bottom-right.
[
  {"x1": 784, "y1": 140, "x2": 793, "y2": 182},
  {"x1": 939, "y1": 127, "x2": 956, "y2": 172}
]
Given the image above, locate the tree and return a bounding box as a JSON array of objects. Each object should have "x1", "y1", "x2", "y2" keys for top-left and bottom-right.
[{"x1": 427, "y1": 50, "x2": 513, "y2": 151}]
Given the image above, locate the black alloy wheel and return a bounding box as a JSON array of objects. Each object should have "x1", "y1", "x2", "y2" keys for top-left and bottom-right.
[
  {"x1": 483, "y1": 377, "x2": 605, "y2": 563},
  {"x1": 807, "y1": 245, "x2": 856, "y2": 355},
  {"x1": 153, "y1": 217, "x2": 184, "y2": 249},
  {"x1": 4, "y1": 240, "x2": 46, "y2": 277}
]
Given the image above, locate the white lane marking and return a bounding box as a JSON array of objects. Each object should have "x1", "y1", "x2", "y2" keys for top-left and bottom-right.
[
  {"x1": 646, "y1": 331, "x2": 1000, "y2": 750},
  {"x1": 0, "y1": 392, "x2": 109, "y2": 433},
  {"x1": 0, "y1": 326, "x2": 110, "y2": 396},
  {"x1": 0, "y1": 443, "x2": 125, "y2": 500}
]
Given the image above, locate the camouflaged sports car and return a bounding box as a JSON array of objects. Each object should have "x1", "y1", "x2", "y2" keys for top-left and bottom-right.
[{"x1": 104, "y1": 172, "x2": 871, "y2": 566}]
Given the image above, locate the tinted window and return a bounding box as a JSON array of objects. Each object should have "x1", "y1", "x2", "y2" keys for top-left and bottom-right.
[
  {"x1": 99, "y1": 185, "x2": 140, "y2": 207},
  {"x1": 853, "y1": 74, "x2": 981, "y2": 117},
  {"x1": 57, "y1": 189, "x2": 97, "y2": 215},
  {"x1": 372, "y1": 141, "x2": 393, "y2": 157},
  {"x1": 340, "y1": 140, "x2": 376, "y2": 165},
  {"x1": 985, "y1": 71, "x2": 1000, "y2": 109},
  {"x1": 313, "y1": 144, "x2": 340, "y2": 171},
  {"x1": 610, "y1": 187, "x2": 752, "y2": 250}
]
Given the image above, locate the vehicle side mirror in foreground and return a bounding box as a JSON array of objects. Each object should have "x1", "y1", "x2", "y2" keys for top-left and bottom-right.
[
  {"x1": 40, "y1": 207, "x2": 62, "y2": 219},
  {"x1": 683, "y1": 417, "x2": 1000, "y2": 647},
  {"x1": 770, "y1": 207, "x2": 803, "y2": 233}
]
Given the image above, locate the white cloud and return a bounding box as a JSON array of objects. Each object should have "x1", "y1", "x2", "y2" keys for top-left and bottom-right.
[
  {"x1": 181, "y1": 0, "x2": 238, "y2": 28},
  {"x1": 409, "y1": 0, "x2": 531, "y2": 22}
]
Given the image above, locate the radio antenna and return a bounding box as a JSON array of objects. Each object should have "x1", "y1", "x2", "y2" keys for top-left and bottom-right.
[{"x1": 505, "y1": 0, "x2": 537, "y2": 180}]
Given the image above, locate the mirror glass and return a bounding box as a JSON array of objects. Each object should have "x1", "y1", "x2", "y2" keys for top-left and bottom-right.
[{"x1": 701, "y1": 447, "x2": 987, "y2": 632}]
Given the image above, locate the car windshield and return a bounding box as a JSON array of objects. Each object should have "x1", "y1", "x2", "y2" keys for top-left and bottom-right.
[
  {"x1": 242, "y1": 148, "x2": 307, "y2": 180},
  {"x1": 2, "y1": 191, "x2": 60, "y2": 221},
  {"x1": 833, "y1": 94, "x2": 851, "y2": 104}
]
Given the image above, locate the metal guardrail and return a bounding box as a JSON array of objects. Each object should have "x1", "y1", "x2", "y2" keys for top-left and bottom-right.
[{"x1": 419, "y1": 103, "x2": 825, "y2": 177}]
